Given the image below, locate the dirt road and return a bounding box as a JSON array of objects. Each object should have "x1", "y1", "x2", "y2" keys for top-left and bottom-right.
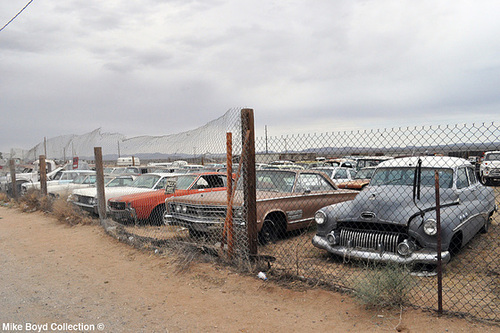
[{"x1": 0, "y1": 206, "x2": 496, "y2": 332}]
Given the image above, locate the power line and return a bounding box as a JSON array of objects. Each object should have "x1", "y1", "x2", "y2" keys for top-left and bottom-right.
[{"x1": 0, "y1": 0, "x2": 34, "y2": 33}]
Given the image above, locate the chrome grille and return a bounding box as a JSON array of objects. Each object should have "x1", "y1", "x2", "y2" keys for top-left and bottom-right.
[
  {"x1": 109, "y1": 201, "x2": 126, "y2": 210},
  {"x1": 168, "y1": 203, "x2": 226, "y2": 219},
  {"x1": 340, "y1": 228, "x2": 404, "y2": 253}
]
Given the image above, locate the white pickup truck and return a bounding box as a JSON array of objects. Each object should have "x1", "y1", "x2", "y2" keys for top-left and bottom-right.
[
  {"x1": 0, "y1": 159, "x2": 60, "y2": 195},
  {"x1": 480, "y1": 151, "x2": 500, "y2": 185}
]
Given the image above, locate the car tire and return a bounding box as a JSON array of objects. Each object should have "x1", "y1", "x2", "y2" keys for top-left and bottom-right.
[
  {"x1": 259, "y1": 219, "x2": 279, "y2": 245},
  {"x1": 149, "y1": 205, "x2": 165, "y2": 226},
  {"x1": 449, "y1": 233, "x2": 462, "y2": 257}
]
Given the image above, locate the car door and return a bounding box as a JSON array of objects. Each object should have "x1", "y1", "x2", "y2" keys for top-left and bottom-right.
[{"x1": 455, "y1": 167, "x2": 482, "y2": 243}]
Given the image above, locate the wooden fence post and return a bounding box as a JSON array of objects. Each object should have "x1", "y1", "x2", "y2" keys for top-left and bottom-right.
[
  {"x1": 9, "y1": 159, "x2": 17, "y2": 200},
  {"x1": 39, "y1": 155, "x2": 47, "y2": 196},
  {"x1": 94, "y1": 147, "x2": 106, "y2": 220},
  {"x1": 241, "y1": 109, "x2": 257, "y2": 256}
]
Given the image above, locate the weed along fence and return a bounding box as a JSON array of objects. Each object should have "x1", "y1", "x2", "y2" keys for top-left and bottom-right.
[{"x1": 3, "y1": 109, "x2": 500, "y2": 324}]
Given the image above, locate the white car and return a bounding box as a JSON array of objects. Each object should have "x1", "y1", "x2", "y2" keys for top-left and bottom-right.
[
  {"x1": 47, "y1": 173, "x2": 97, "y2": 197},
  {"x1": 479, "y1": 151, "x2": 500, "y2": 185},
  {"x1": 71, "y1": 173, "x2": 180, "y2": 215},
  {"x1": 312, "y1": 166, "x2": 356, "y2": 185},
  {"x1": 21, "y1": 170, "x2": 96, "y2": 193}
]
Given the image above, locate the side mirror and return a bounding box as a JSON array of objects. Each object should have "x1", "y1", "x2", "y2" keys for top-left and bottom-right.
[{"x1": 165, "y1": 179, "x2": 177, "y2": 195}]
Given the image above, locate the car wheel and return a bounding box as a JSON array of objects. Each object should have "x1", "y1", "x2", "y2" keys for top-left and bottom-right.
[
  {"x1": 449, "y1": 233, "x2": 462, "y2": 257},
  {"x1": 149, "y1": 205, "x2": 165, "y2": 226},
  {"x1": 258, "y1": 219, "x2": 279, "y2": 245},
  {"x1": 481, "y1": 175, "x2": 490, "y2": 186}
]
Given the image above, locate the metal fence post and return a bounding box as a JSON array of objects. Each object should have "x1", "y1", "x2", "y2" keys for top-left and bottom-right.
[
  {"x1": 434, "y1": 170, "x2": 443, "y2": 315},
  {"x1": 241, "y1": 109, "x2": 257, "y2": 256},
  {"x1": 94, "y1": 147, "x2": 106, "y2": 220}
]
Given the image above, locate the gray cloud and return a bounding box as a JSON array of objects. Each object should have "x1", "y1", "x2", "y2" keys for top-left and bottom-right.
[{"x1": 1, "y1": 1, "x2": 499, "y2": 153}]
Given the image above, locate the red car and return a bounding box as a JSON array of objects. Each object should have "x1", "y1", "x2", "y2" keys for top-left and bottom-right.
[{"x1": 108, "y1": 172, "x2": 230, "y2": 225}]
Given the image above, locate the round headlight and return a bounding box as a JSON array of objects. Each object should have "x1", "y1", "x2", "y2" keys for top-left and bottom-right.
[
  {"x1": 423, "y1": 219, "x2": 437, "y2": 236},
  {"x1": 181, "y1": 205, "x2": 187, "y2": 213},
  {"x1": 315, "y1": 211, "x2": 327, "y2": 225},
  {"x1": 175, "y1": 205, "x2": 181, "y2": 213}
]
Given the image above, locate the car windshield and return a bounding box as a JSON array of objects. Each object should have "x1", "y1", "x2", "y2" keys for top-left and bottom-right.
[
  {"x1": 370, "y1": 167, "x2": 453, "y2": 188},
  {"x1": 485, "y1": 153, "x2": 500, "y2": 161},
  {"x1": 105, "y1": 177, "x2": 134, "y2": 187},
  {"x1": 73, "y1": 175, "x2": 87, "y2": 184},
  {"x1": 130, "y1": 174, "x2": 160, "y2": 188},
  {"x1": 354, "y1": 168, "x2": 375, "y2": 180},
  {"x1": 175, "y1": 175, "x2": 198, "y2": 190},
  {"x1": 245, "y1": 170, "x2": 296, "y2": 192},
  {"x1": 73, "y1": 174, "x2": 96, "y2": 184}
]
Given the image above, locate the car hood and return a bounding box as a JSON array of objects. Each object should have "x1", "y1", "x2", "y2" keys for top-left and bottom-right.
[
  {"x1": 72, "y1": 186, "x2": 156, "y2": 200},
  {"x1": 110, "y1": 189, "x2": 164, "y2": 203},
  {"x1": 337, "y1": 185, "x2": 459, "y2": 225}
]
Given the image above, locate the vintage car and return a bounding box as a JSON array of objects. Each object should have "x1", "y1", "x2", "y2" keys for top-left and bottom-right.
[
  {"x1": 311, "y1": 166, "x2": 356, "y2": 185},
  {"x1": 336, "y1": 166, "x2": 377, "y2": 190},
  {"x1": 353, "y1": 156, "x2": 393, "y2": 170},
  {"x1": 47, "y1": 173, "x2": 96, "y2": 197},
  {"x1": 71, "y1": 172, "x2": 180, "y2": 215},
  {"x1": 479, "y1": 151, "x2": 500, "y2": 185},
  {"x1": 312, "y1": 156, "x2": 497, "y2": 265},
  {"x1": 108, "y1": 172, "x2": 229, "y2": 225},
  {"x1": 164, "y1": 169, "x2": 358, "y2": 243},
  {"x1": 21, "y1": 170, "x2": 96, "y2": 194}
]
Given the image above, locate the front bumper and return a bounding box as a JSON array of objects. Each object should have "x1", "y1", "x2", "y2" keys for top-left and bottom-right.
[
  {"x1": 72, "y1": 201, "x2": 98, "y2": 215},
  {"x1": 312, "y1": 235, "x2": 451, "y2": 265},
  {"x1": 109, "y1": 208, "x2": 137, "y2": 224}
]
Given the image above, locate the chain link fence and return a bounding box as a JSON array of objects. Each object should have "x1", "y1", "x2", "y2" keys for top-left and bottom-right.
[
  {"x1": 2, "y1": 112, "x2": 499, "y2": 323},
  {"x1": 253, "y1": 122, "x2": 500, "y2": 323}
]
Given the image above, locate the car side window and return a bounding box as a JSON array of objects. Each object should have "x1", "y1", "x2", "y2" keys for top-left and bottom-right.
[
  {"x1": 155, "y1": 177, "x2": 170, "y2": 189},
  {"x1": 334, "y1": 169, "x2": 347, "y2": 179},
  {"x1": 295, "y1": 174, "x2": 334, "y2": 192},
  {"x1": 466, "y1": 167, "x2": 477, "y2": 185},
  {"x1": 194, "y1": 177, "x2": 210, "y2": 189},
  {"x1": 456, "y1": 168, "x2": 469, "y2": 189}
]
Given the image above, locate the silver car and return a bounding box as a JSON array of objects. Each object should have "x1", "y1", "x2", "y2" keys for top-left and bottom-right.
[{"x1": 312, "y1": 156, "x2": 497, "y2": 265}]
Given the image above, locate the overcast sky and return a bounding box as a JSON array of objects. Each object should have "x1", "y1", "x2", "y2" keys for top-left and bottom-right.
[{"x1": 1, "y1": 0, "x2": 499, "y2": 153}]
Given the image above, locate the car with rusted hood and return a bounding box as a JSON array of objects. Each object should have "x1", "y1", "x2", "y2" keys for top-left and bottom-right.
[
  {"x1": 164, "y1": 169, "x2": 358, "y2": 243},
  {"x1": 336, "y1": 166, "x2": 376, "y2": 190},
  {"x1": 312, "y1": 156, "x2": 497, "y2": 265},
  {"x1": 108, "y1": 172, "x2": 230, "y2": 225}
]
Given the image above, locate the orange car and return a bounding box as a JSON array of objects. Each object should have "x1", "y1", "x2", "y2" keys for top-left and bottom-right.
[
  {"x1": 108, "y1": 172, "x2": 230, "y2": 225},
  {"x1": 336, "y1": 167, "x2": 376, "y2": 190}
]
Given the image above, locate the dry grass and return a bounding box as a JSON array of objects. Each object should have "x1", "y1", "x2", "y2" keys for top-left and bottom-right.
[
  {"x1": 51, "y1": 197, "x2": 95, "y2": 226},
  {"x1": 4, "y1": 189, "x2": 95, "y2": 226}
]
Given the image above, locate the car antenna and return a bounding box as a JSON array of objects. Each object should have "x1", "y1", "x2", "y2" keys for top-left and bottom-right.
[{"x1": 412, "y1": 158, "x2": 424, "y2": 214}]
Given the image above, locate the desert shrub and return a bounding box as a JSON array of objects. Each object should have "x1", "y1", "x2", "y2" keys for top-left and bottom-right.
[
  {"x1": 0, "y1": 192, "x2": 10, "y2": 204},
  {"x1": 18, "y1": 189, "x2": 53, "y2": 213},
  {"x1": 51, "y1": 197, "x2": 95, "y2": 226},
  {"x1": 353, "y1": 262, "x2": 415, "y2": 309}
]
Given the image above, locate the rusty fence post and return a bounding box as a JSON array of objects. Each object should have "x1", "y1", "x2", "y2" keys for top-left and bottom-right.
[
  {"x1": 224, "y1": 132, "x2": 235, "y2": 258},
  {"x1": 434, "y1": 170, "x2": 443, "y2": 315},
  {"x1": 94, "y1": 147, "x2": 106, "y2": 221},
  {"x1": 39, "y1": 155, "x2": 47, "y2": 196},
  {"x1": 9, "y1": 159, "x2": 17, "y2": 200},
  {"x1": 241, "y1": 108, "x2": 257, "y2": 256}
]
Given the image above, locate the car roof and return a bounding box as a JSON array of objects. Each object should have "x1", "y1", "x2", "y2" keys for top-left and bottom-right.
[{"x1": 378, "y1": 156, "x2": 472, "y2": 169}]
